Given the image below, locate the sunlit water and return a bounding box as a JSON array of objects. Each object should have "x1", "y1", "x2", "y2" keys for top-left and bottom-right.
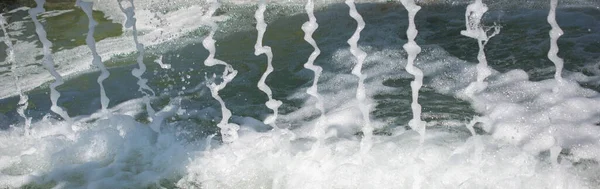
[{"x1": 1, "y1": 0, "x2": 600, "y2": 188}]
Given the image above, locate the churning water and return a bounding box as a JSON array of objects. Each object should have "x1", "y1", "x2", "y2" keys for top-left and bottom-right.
[{"x1": 1, "y1": 0, "x2": 600, "y2": 188}]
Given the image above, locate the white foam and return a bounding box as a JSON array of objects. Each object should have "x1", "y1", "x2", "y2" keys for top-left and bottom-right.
[
  {"x1": 421, "y1": 49, "x2": 600, "y2": 162},
  {"x1": 460, "y1": 0, "x2": 500, "y2": 98},
  {"x1": 0, "y1": 114, "x2": 195, "y2": 189},
  {"x1": 1, "y1": 1, "x2": 600, "y2": 188},
  {"x1": 274, "y1": 43, "x2": 600, "y2": 188},
  {"x1": 178, "y1": 129, "x2": 592, "y2": 189}
]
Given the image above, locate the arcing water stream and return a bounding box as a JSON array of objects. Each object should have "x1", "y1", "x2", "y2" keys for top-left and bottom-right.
[
  {"x1": 202, "y1": 0, "x2": 240, "y2": 143},
  {"x1": 77, "y1": 0, "x2": 111, "y2": 112},
  {"x1": 301, "y1": 0, "x2": 326, "y2": 143},
  {"x1": 254, "y1": 0, "x2": 283, "y2": 128},
  {"x1": 1, "y1": 0, "x2": 600, "y2": 188},
  {"x1": 117, "y1": 0, "x2": 157, "y2": 122},
  {"x1": 400, "y1": 0, "x2": 426, "y2": 144},
  {"x1": 346, "y1": 0, "x2": 373, "y2": 154},
  {"x1": 28, "y1": 0, "x2": 71, "y2": 123}
]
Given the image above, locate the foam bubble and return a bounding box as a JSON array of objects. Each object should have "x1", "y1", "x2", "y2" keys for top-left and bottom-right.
[
  {"x1": 0, "y1": 112, "x2": 196, "y2": 188},
  {"x1": 1, "y1": 2, "x2": 600, "y2": 188}
]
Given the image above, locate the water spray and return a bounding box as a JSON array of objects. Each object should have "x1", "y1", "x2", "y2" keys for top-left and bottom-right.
[
  {"x1": 547, "y1": 0, "x2": 564, "y2": 167},
  {"x1": 461, "y1": 0, "x2": 500, "y2": 98},
  {"x1": 254, "y1": 0, "x2": 283, "y2": 128},
  {"x1": 77, "y1": 0, "x2": 111, "y2": 112},
  {"x1": 461, "y1": 0, "x2": 499, "y2": 137},
  {"x1": 29, "y1": 0, "x2": 71, "y2": 122},
  {"x1": 202, "y1": 0, "x2": 240, "y2": 143},
  {"x1": 345, "y1": 0, "x2": 373, "y2": 154},
  {"x1": 548, "y1": 0, "x2": 565, "y2": 84},
  {"x1": 301, "y1": 0, "x2": 327, "y2": 143},
  {"x1": 117, "y1": 0, "x2": 157, "y2": 128},
  {"x1": 400, "y1": 0, "x2": 426, "y2": 144}
]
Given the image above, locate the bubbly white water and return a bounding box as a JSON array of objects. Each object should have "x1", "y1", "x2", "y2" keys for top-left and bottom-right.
[
  {"x1": 459, "y1": 0, "x2": 500, "y2": 139},
  {"x1": 1, "y1": 0, "x2": 600, "y2": 188}
]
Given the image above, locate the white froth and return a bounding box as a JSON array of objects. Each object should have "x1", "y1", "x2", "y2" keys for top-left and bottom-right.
[
  {"x1": 1, "y1": 1, "x2": 600, "y2": 188},
  {"x1": 0, "y1": 114, "x2": 194, "y2": 189},
  {"x1": 460, "y1": 0, "x2": 500, "y2": 98},
  {"x1": 178, "y1": 130, "x2": 593, "y2": 189}
]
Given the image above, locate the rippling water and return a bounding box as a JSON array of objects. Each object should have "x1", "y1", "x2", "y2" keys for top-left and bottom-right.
[{"x1": 0, "y1": 1, "x2": 599, "y2": 188}]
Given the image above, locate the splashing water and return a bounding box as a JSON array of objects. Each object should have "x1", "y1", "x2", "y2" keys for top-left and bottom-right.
[
  {"x1": 547, "y1": 0, "x2": 566, "y2": 167},
  {"x1": 28, "y1": 0, "x2": 71, "y2": 122},
  {"x1": 400, "y1": 0, "x2": 426, "y2": 144},
  {"x1": 202, "y1": 0, "x2": 240, "y2": 143},
  {"x1": 1, "y1": 1, "x2": 600, "y2": 188},
  {"x1": 548, "y1": 0, "x2": 565, "y2": 83},
  {"x1": 118, "y1": 0, "x2": 156, "y2": 123},
  {"x1": 460, "y1": 0, "x2": 500, "y2": 98},
  {"x1": 301, "y1": 0, "x2": 326, "y2": 142},
  {"x1": 345, "y1": 0, "x2": 373, "y2": 153},
  {"x1": 459, "y1": 0, "x2": 500, "y2": 138},
  {"x1": 154, "y1": 55, "x2": 171, "y2": 69},
  {"x1": 254, "y1": 0, "x2": 283, "y2": 128}
]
